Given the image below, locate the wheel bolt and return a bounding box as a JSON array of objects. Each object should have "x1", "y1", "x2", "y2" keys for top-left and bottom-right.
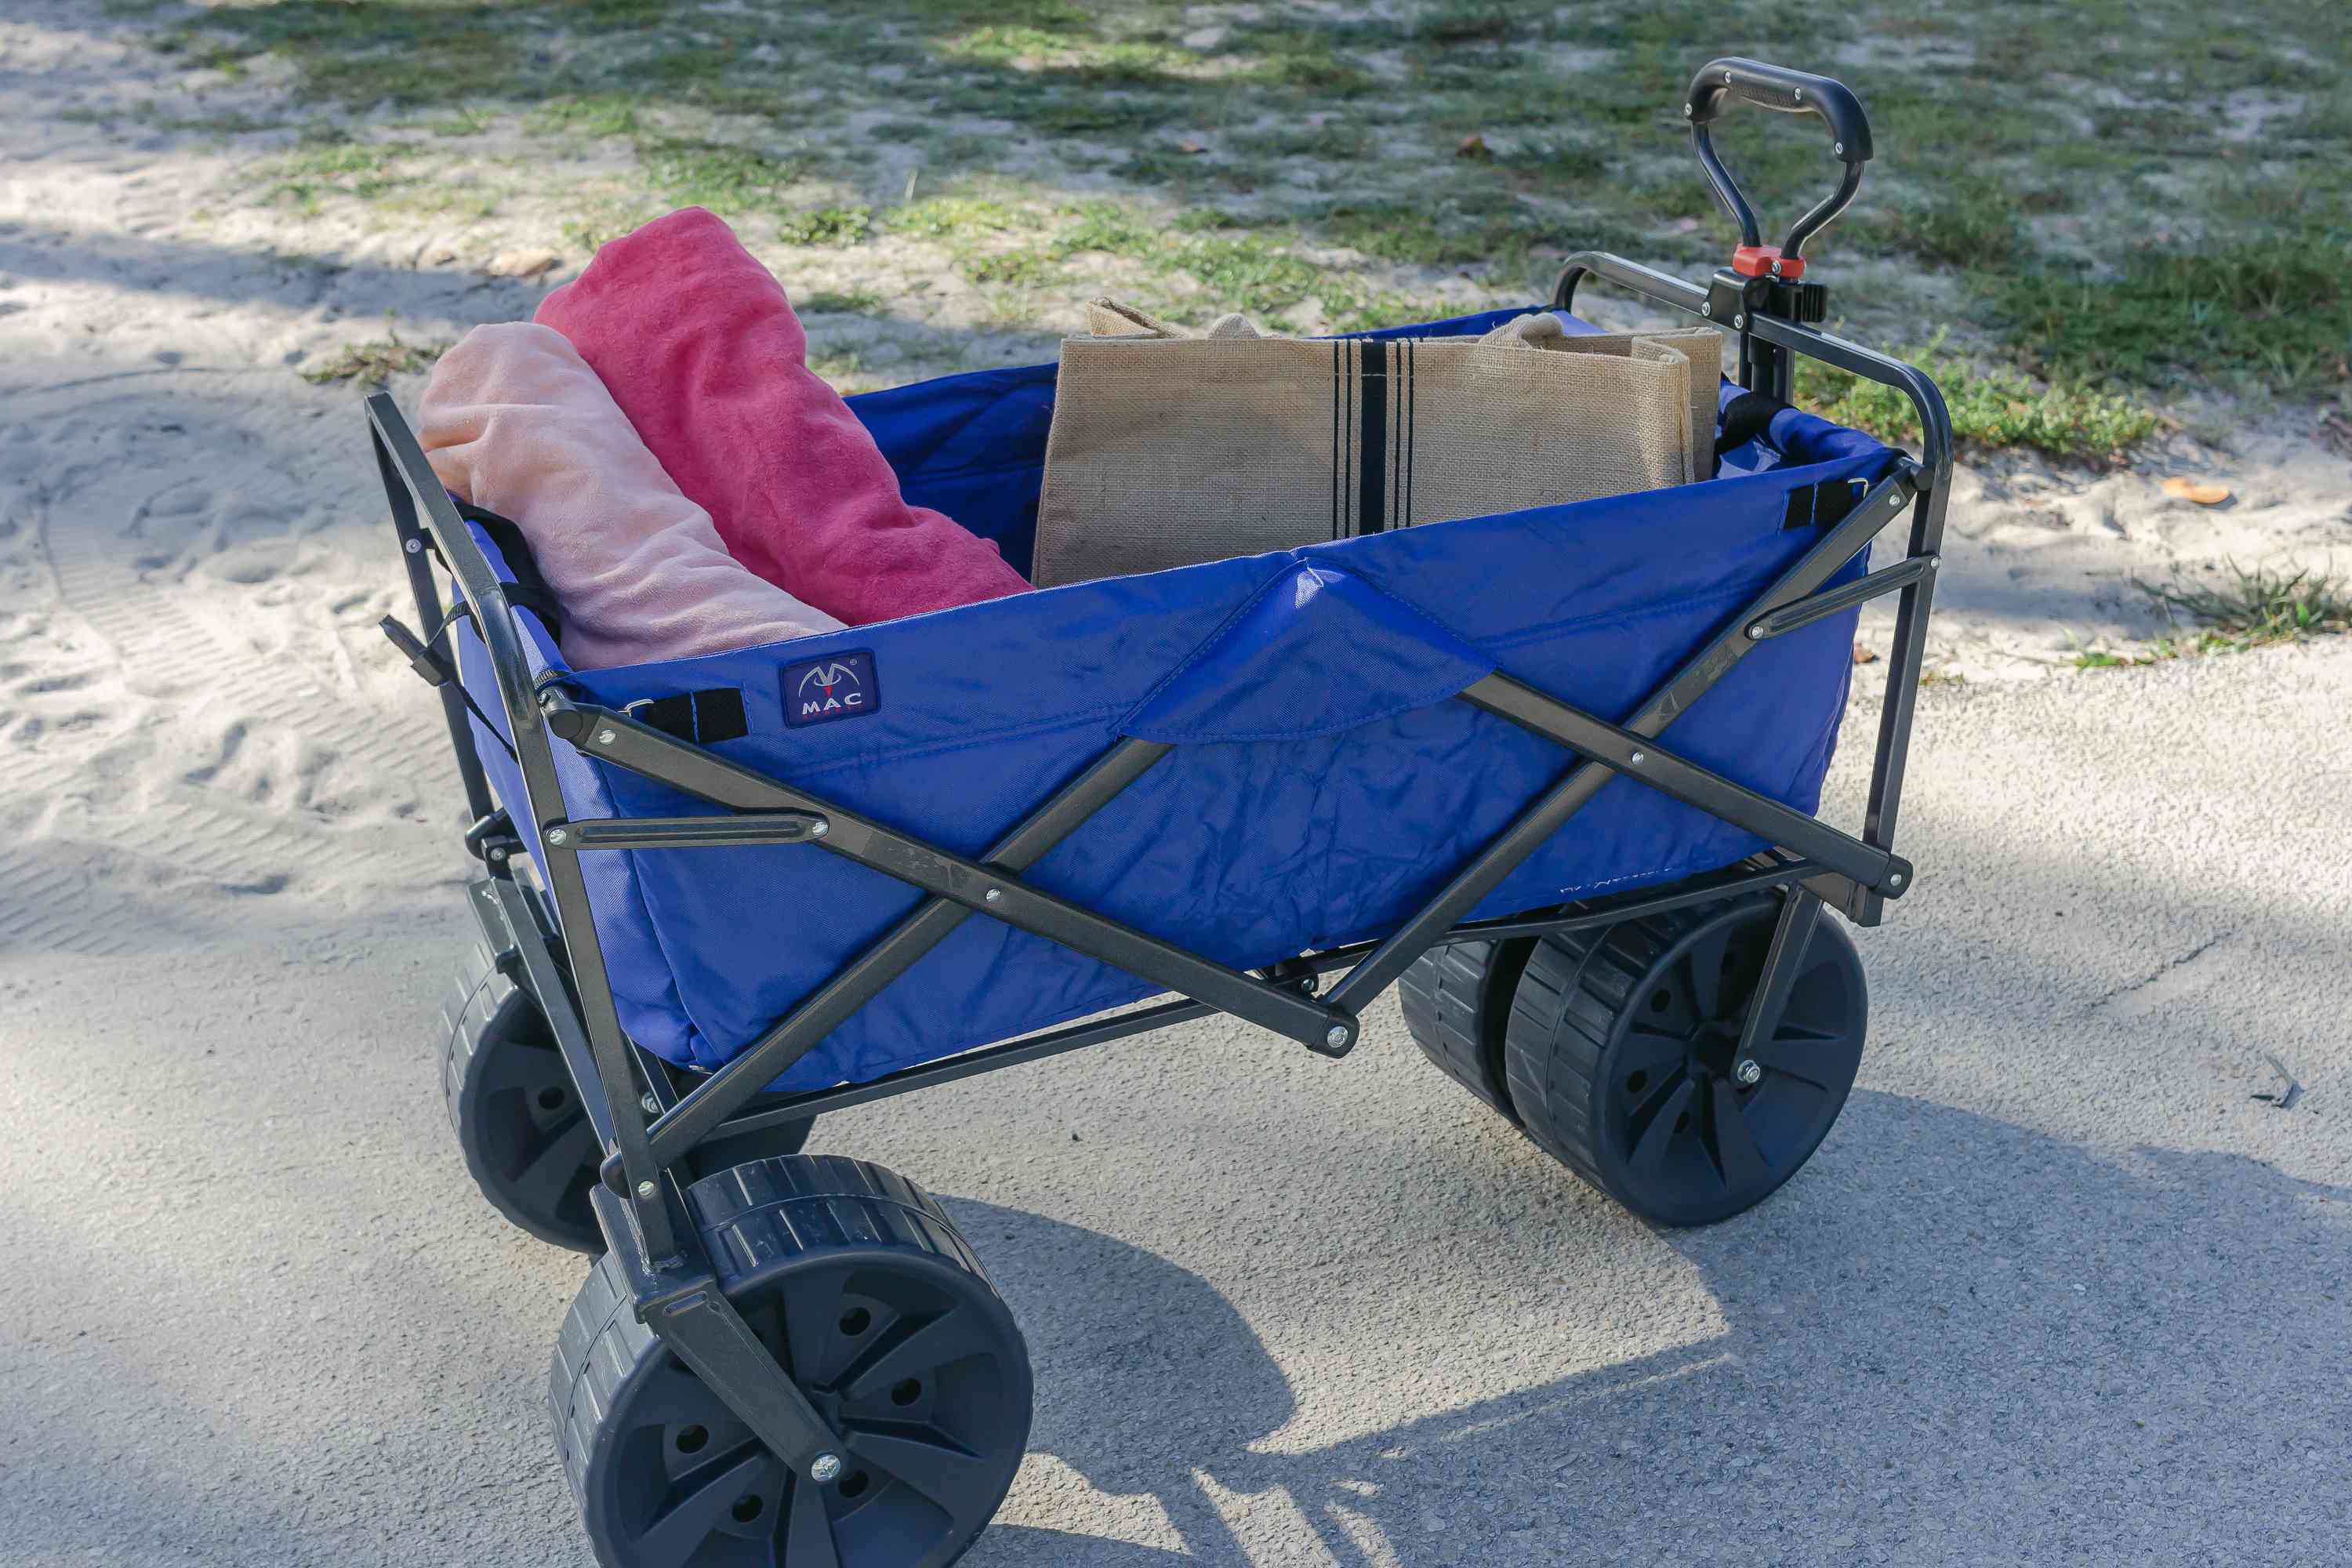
[
  {"x1": 809, "y1": 1453, "x2": 844, "y2": 1483},
  {"x1": 1735, "y1": 1058, "x2": 1762, "y2": 1086}
]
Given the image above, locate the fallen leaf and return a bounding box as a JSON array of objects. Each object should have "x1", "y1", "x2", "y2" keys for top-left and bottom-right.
[
  {"x1": 2161, "y1": 477, "x2": 2230, "y2": 506},
  {"x1": 483, "y1": 247, "x2": 560, "y2": 280},
  {"x1": 1852, "y1": 642, "x2": 1878, "y2": 665},
  {"x1": 1455, "y1": 132, "x2": 1493, "y2": 162}
]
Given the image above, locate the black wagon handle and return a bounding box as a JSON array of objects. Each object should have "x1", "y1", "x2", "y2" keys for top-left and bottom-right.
[{"x1": 1683, "y1": 57, "x2": 1872, "y2": 275}]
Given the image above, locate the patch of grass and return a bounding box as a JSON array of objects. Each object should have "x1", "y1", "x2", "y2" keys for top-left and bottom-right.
[
  {"x1": 1991, "y1": 223, "x2": 2352, "y2": 396},
  {"x1": 256, "y1": 132, "x2": 424, "y2": 212},
  {"x1": 427, "y1": 107, "x2": 496, "y2": 137},
  {"x1": 637, "y1": 137, "x2": 799, "y2": 216},
  {"x1": 1860, "y1": 173, "x2": 2023, "y2": 267},
  {"x1": 298, "y1": 329, "x2": 449, "y2": 387},
  {"x1": 1417, "y1": 5, "x2": 1513, "y2": 45},
  {"x1": 2073, "y1": 562, "x2": 2352, "y2": 668},
  {"x1": 1799, "y1": 332, "x2": 2161, "y2": 459},
  {"x1": 2145, "y1": 561, "x2": 2352, "y2": 645},
  {"x1": 889, "y1": 196, "x2": 1025, "y2": 239},
  {"x1": 775, "y1": 205, "x2": 874, "y2": 246},
  {"x1": 797, "y1": 287, "x2": 886, "y2": 314},
  {"x1": 1318, "y1": 201, "x2": 1552, "y2": 269},
  {"x1": 523, "y1": 95, "x2": 642, "y2": 139}
]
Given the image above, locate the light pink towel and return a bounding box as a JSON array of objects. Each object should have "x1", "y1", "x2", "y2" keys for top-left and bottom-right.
[
  {"x1": 419, "y1": 322, "x2": 844, "y2": 670},
  {"x1": 535, "y1": 207, "x2": 1031, "y2": 625}
]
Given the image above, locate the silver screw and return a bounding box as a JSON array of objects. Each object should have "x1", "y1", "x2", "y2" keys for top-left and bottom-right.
[
  {"x1": 1745, "y1": 625, "x2": 1764, "y2": 641},
  {"x1": 635, "y1": 1179, "x2": 657, "y2": 1200},
  {"x1": 1733, "y1": 313, "x2": 1746, "y2": 329},
  {"x1": 1325, "y1": 1025, "x2": 1349, "y2": 1049},
  {"x1": 596, "y1": 728, "x2": 617, "y2": 746},
  {"x1": 1700, "y1": 300, "x2": 1713, "y2": 318},
  {"x1": 1888, "y1": 871, "x2": 1905, "y2": 887},
  {"x1": 1682, "y1": 103, "x2": 1693, "y2": 118},
  {"x1": 1793, "y1": 87, "x2": 1805, "y2": 101},
  {"x1": 984, "y1": 887, "x2": 1002, "y2": 903},
  {"x1": 547, "y1": 828, "x2": 568, "y2": 845},
  {"x1": 1926, "y1": 555, "x2": 1941, "y2": 571},
  {"x1": 1628, "y1": 750, "x2": 1646, "y2": 766},
  {"x1": 488, "y1": 846, "x2": 507, "y2": 862},
  {"x1": 809, "y1": 1453, "x2": 844, "y2": 1483},
  {"x1": 810, "y1": 819, "x2": 829, "y2": 837},
  {"x1": 641, "y1": 1093, "x2": 661, "y2": 1116},
  {"x1": 1736, "y1": 1059, "x2": 1762, "y2": 1086},
  {"x1": 404, "y1": 537, "x2": 423, "y2": 554},
  {"x1": 1833, "y1": 140, "x2": 1845, "y2": 155}
]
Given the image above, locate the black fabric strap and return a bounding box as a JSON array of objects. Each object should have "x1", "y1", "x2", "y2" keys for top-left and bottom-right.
[
  {"x1": 1715, "y1": 389, "x2": 1787, "y2": 458},
  {"x1": 452, "y1": 501, "x2": 564, "y2": 643},
  {"x1": 1781, "y1": 476, "x2": 1869, "y2": 530},
  {"x1": 630, "y1": 688, "x2": 750, "y2": 746}
]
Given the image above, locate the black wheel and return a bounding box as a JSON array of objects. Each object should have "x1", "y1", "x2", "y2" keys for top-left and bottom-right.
[
  {"x1": 1504, "y1": 893, "x2": 1867, "y2": 1226},
  {"x1": 553, "y1": 1156, "x2": 1033, "y2": 1568},
  {"x1": 442, "y1": 945, "x2": 818, "y2": 1254},
  {"x1": 445, "y1": 943, "x2": 604, "y2": 1252},
  {"x1": 1397, "y1": 938, "x2": 1534, "y2": 1120}
]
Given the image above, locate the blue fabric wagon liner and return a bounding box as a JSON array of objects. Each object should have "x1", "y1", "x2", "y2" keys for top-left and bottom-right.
[{"x1": 445, "y1": 306, "x2": 1897, "y2": 1094}]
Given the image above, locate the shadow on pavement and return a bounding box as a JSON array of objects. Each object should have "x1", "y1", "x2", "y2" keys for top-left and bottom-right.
[{"x1": 951, "y1": 1093, "x2": 2350, "y2": 1566}]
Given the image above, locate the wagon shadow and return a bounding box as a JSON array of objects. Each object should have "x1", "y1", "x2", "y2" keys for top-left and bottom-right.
[{"x1": 948, "y1": 1093, "x2": 2350, "y2": 1566}]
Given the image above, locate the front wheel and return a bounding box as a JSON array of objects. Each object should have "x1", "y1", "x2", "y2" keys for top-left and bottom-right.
[
  {"x1": 554, "y1": 1156, "x2": 1033, "y2": 1568},
  {"x1": 1503, "y1": 893, "x2": 1867, "y2": 1226}
]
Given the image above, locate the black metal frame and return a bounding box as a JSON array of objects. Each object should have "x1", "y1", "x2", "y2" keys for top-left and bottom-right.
[{"x1": 366, "y1": 61, "x2": 1951, "y2": 1480}]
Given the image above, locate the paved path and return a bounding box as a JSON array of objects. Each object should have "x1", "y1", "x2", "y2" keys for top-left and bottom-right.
[{"x1": 5, "y1": 641, "x2": 2347, "y2": 1568}]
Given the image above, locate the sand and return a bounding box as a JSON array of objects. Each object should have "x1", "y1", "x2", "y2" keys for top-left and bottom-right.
[{"x1": 2, "y1": 0, "x2": 2347, "y2": 964}]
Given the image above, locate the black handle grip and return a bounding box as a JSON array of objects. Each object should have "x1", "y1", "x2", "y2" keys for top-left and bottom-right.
[{"x1": 1686, "y1": 57, "x2": 1871, "y2": 165}]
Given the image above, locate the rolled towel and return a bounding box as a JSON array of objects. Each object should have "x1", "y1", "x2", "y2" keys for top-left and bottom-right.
[
  {"x1": 419, "y1": 321, "x2": 845, "y2": 670},
  {"x1": 535, "y1": 206, "x2": 1031, "y2": 626}
]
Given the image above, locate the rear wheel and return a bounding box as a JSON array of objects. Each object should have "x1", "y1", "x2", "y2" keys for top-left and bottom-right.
[
  {"x1": 442, "y1": 944, "x2": 816, "y2": 1254},
  {"x1": 1397, "y1": 938, "x2": 1533, "y2": 1120},
  {"x1": 554, "y1": 1156, "x2": 1033, "y2": 1568},
  {"x1": 445, "y1": 946, "x2": 604, "y2": 1251},
  {"x1": 1503, "y1": 894, "x2": 1867, "y2": 1226}
]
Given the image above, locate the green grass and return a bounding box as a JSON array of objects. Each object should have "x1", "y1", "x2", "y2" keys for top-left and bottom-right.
[
  {"x1": 153, "y1": 0, "x2": 2352, "y2": 431},
  {"x1": 775, "y1": 205, "x2": 874, "y2": 247},
  {"x1": 2075, "y1": 563, "x2": 2352, "y2": 667},
  {"x1": 297, "y1": 329, "x2": 449, "y2": 387},
  {"x1": 637, "y1": 138, "x2": 800, "y2": 216},
  {"x1": 1993, "y1": 223, "x2": 2352, "y2": 395},
  {"x1": 1799, "y1": 333, "x2": 2162, "y2": 460}
]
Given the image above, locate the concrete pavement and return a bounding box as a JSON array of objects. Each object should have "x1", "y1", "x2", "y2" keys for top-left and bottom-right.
[{"x1": 4, "y1": 641, "x2": 2347, "y2": 1567}]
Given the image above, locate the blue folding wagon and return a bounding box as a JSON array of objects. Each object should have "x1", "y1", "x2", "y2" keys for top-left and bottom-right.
[{"x1": 369, "y1": 60, "x2": 1952, "y2": 1568}]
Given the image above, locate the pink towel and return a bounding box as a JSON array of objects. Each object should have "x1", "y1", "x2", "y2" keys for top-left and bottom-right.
[
  {"x1": 419, "y1": 322, "x2": 845, "y2": 671},
  {"x1": 535, "y1": 207, "x2": 1030, "y2": 625}
]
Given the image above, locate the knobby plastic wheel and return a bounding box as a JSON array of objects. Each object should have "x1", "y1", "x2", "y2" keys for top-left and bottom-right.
[
  {"x1": 443, "y1": 942, "x2": 815, "y2": 1254},
  {"x1": 553, "y1": 1156, "x2": 1033, "y2": 1568},
  {"x1": 1397, "y1": 938, "x2": 1534, "y2": 1121},
  {"x1": 445, "y1": 944, "x2": 605, "y2": 1251},
  {"x1": 1504, "y1": 893, "x2": 1867, "y2": 1226}
]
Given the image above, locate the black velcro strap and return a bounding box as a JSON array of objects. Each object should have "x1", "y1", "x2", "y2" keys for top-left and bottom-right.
[
  {"x1": 1781, "y1": 476, "x2": 1871, "y2": 530},
  {"x1": 453, "y1": 501, "x2": 564, "y2": 643},
  {"x1": 1814, "y1": 475, "x2": 1865, "y2": 528},
  {"x1": 630, "y1": 688, "x2": 750, "y2": 746},
  {"x1": 1715, "y1": 389, "x2": 1788, "y2": 459}
]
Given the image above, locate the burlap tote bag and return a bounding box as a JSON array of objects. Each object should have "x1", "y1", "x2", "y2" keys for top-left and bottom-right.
[{"x1": 1031, "y1": 302, "x2": 1724, "y2": 588}]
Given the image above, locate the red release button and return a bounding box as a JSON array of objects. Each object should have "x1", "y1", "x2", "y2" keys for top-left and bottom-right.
[{"x1": 1730, "y1": 244, "x2": 1806, "y2": 280}]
